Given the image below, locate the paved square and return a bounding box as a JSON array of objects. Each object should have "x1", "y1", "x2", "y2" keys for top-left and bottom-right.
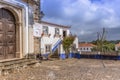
[{"x1": 1, "y1": 59, "x2": 120, "y2": 80}]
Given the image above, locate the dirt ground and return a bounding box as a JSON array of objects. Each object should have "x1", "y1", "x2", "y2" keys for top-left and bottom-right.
[{"x1": 1, "y1": 58, "x2": 120, "y2": 80}]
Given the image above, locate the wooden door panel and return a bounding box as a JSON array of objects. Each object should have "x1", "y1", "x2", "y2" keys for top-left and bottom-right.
[
  {"x1": 0, "y1": 20, "x2": 5, "y2": 59},
  {"x1": 7, "y1": 22, "x2": 15, "y2": 33},
  {"x1": 0, "y1": 9, "x2": 2, "y2": 19},
  {"x1": 0, "y1": 34, "x2": 4, "y2": 44},
  {"x1": 0, "y1": 8, "x2": 16, "y2": 59},
  {"x1": 7, "y1": 34, "x2": 15, "y2": 42},
  {"x1": 0, "y1": 21, "x2": 3, "y2": 31},
  {"x1": 0, "y1": 21, "x2": 4, "y2": 43},
  {"x1": 6, "y1": 45, "x2": 15, "y2": 58},
  {"x1": 8, "y1": 46, "x2": 15, "y2": 54},
  {"x1": 6, "y1": 22, "x2": 16, "y2": 58},
  {"x1": 0, "y1": 46, "x2": 5, "y2": 59}
]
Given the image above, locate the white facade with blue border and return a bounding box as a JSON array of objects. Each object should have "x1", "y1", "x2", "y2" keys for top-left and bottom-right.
[{"x1": 34, "y1": 21, "x2": 78, "y2": 59}]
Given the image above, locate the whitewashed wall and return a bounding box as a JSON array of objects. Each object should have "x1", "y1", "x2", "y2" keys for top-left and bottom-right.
[
  {"x1": 79, "y1": 47, "x2": 93, "y2": 52},
  {"x1": 73, "y1": 37, "x2": 79, "y2": 49},
  {"x1": 34, "y1": 22, "x2": 70, "y2": 54},
  {"x1": 115, "y1": 46, "x2": 119, "y2": 51},
  {"x1": 33, "y1": 22, "x2": 79, "y2": 55}
]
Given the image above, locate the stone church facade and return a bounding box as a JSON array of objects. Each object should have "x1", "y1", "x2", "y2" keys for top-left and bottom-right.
[
  {"x1": 0, "y1": 0, "x2": 41, "y2": 60},
  {"x1": 0, "y1": 0, "x2": 79, "y2": 60}
]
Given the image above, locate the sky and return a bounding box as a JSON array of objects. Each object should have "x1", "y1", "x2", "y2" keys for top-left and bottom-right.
[{"x1": 41, "y1": 0, "x2": 120, "y2": 42}]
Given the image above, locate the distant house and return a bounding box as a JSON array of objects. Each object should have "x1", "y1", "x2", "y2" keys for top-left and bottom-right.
[
  {"x1": 115, "y1": 42, "x2": 120, "y2": 51},
  {"x1": 78, "y1": 43, "x2": 95, "y2": 52}
]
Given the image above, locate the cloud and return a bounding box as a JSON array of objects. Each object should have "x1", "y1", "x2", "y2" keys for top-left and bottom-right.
[{"x1": 42, "y1": 0, "x2": 120, "y2": 41}]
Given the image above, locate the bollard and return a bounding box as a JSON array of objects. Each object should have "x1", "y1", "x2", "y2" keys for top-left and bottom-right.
[
  {"x1": 117, "y1": 56, "x2": 120, "y2": 60},
  {"x1": 69, "y1": 53, "x2": 74, "y2": 58},
  {"x1": 60, "y1": 54, "x2": 66, "y2": 60},
  {"x1": 95, "y1": 52, "x2": 101, "y2": 59},
  {"x1": 95, "y1": 54, "x2": 100, "y2": 59},
  {"x1": 75, "y1": 53, "x2": 80, "y2": 59}
]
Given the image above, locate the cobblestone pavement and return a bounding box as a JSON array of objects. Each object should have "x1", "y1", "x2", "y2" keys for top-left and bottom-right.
[{"x1": 1, "y1": 59, "x2": 120, "y2": 80}]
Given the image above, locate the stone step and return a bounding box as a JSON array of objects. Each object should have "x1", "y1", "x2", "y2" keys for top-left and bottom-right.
[
  {"x1": 0, "y1": 59, "x2": 28, "y2": 67},
  {"x1": 0, "y1": 58, "x2": 39, "y2": 75},
  {"x1": 1, "y1": 59, "x2": 27, "y2": 67}
]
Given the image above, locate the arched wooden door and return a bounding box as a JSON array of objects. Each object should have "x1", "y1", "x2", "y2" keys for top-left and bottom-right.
[{"x1": 0, "y1": 8, "x2": 16, "y2": 59}]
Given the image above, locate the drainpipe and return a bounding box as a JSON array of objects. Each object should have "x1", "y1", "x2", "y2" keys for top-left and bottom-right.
[{"x1": 3, "y1": 0, "x2": 29, "y2": 56}]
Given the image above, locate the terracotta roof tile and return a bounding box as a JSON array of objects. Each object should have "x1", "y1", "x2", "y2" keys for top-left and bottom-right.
[
  {"x1": 79, "y1": 43, "x2": 96, "y2": 47},
  {"x1": 116, "y1": 42, "x2": 120, "y2": 47}
]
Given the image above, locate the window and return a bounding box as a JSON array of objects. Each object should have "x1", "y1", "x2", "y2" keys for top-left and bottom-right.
[
  {"x1": 43, "y1": 26, "x2": 48, "y2": 35},
  {"x1": 80, "y1": 48, "x2": 82, "y2": 50},
  {"x1": 63, "y1": 30, "x2": 67, "y2": 37},
  {"x1": 84, "y1": 48, "x2": 85, "y2": 50},
  {"x1": 45, "y1": 45, "x2": 51, "y2": 53},
  {"x1": 55, "y1": 28, "x2": 59, "y2": 35},
  {"x1": 87, "y1": 48, "x2": 89, "y2": 50}
]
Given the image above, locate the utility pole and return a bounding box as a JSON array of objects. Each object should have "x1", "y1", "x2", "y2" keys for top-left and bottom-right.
[
  {"x1": 97, "y1": 32, "x2": 100, "y2": 51},
  {"x1": 101, "y1": 28, "x2": 106, "y2": 52},
  {"x1": 38, "y1": 0, "x2": 41, "y2": 60},
  {"x1": 96, "y1": 28, "x2": 107, "y2": 52}
]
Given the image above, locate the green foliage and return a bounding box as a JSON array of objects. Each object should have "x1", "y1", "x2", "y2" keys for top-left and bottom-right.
[
  {"x1": 102, "y1": 43, "x2": 115, "y2": 52},
  {"x1": 92, "y1": 40, "x2": 115, "y2": 52},
  {"x1": 91, "y1": 47, "x2": 97, "y2": 52},
  {"x1": 62, "y1": 36, "x2": 75, "y2": 54},
  {"x1": 91, "y1": 28, "x2": 116, "y2": 52}
]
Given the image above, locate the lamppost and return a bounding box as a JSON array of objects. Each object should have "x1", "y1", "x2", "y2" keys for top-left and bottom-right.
[
  {"x1": 38, "y1": 1, "x2": 44, "y2": 60},
  {"x1": 27, "y1": 0, "x2": 30, "y2": 59}
]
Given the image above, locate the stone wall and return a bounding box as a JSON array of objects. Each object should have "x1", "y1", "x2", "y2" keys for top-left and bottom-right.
[
  {"x1": 22, "y1": 0, "x2": 41, "y2": 22},
  {"x1": 34, "y1": 37, "x2": 40, "y2": 54}
]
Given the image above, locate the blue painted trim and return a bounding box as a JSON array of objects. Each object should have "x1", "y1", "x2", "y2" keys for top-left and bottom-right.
[
  {"x1": 117, "y1": 56, "x2": 120, "y2": 60},
  {"x1": 52, "y1": 40, "x2": 62, "y2": 52},
  {"x1": 100, "y1": 55, "x2": 102, "y2": 59},
  {"x1": 52, "y1": 41, "x2": 61, "y2": 51},
  {"x1": 59, "y1": 53, "x2": 66, "y2": 59},
  {"x1": 69, "y1": 53, "x2": 74, "y2": 58},
  {"x1": 95, "y1": 54, "x2": 101, "y2": 59},
  {"x1": 75, "y1": 53, "x2": 80, "y2": 59}
]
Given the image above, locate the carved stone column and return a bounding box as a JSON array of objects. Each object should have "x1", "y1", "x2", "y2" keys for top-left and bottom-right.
[{"x1": 15, "y1": 22, "x2": 22, "y2": 58}]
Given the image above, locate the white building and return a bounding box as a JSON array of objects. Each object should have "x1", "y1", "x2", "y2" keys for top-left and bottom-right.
[
  {"x1": 78, "y1": 43, "x2": 95, "y2": 52},
  {"x1": 115, "y1": 42, "x2": 120, "y2": 51},
  {"x1": 34, "y1": 21, "x2": 78, "y2": 59}
]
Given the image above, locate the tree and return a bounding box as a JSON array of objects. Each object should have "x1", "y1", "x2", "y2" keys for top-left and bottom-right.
[
  {"x1": 92, "y1": 28, "x2": 115, "y2": 52},
  {"x1": 103, "y1": 43, "x2": 115, "y2": 52},
  {"x1": 62, "y1": 36, "x2": 75, "y2": 55}
]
